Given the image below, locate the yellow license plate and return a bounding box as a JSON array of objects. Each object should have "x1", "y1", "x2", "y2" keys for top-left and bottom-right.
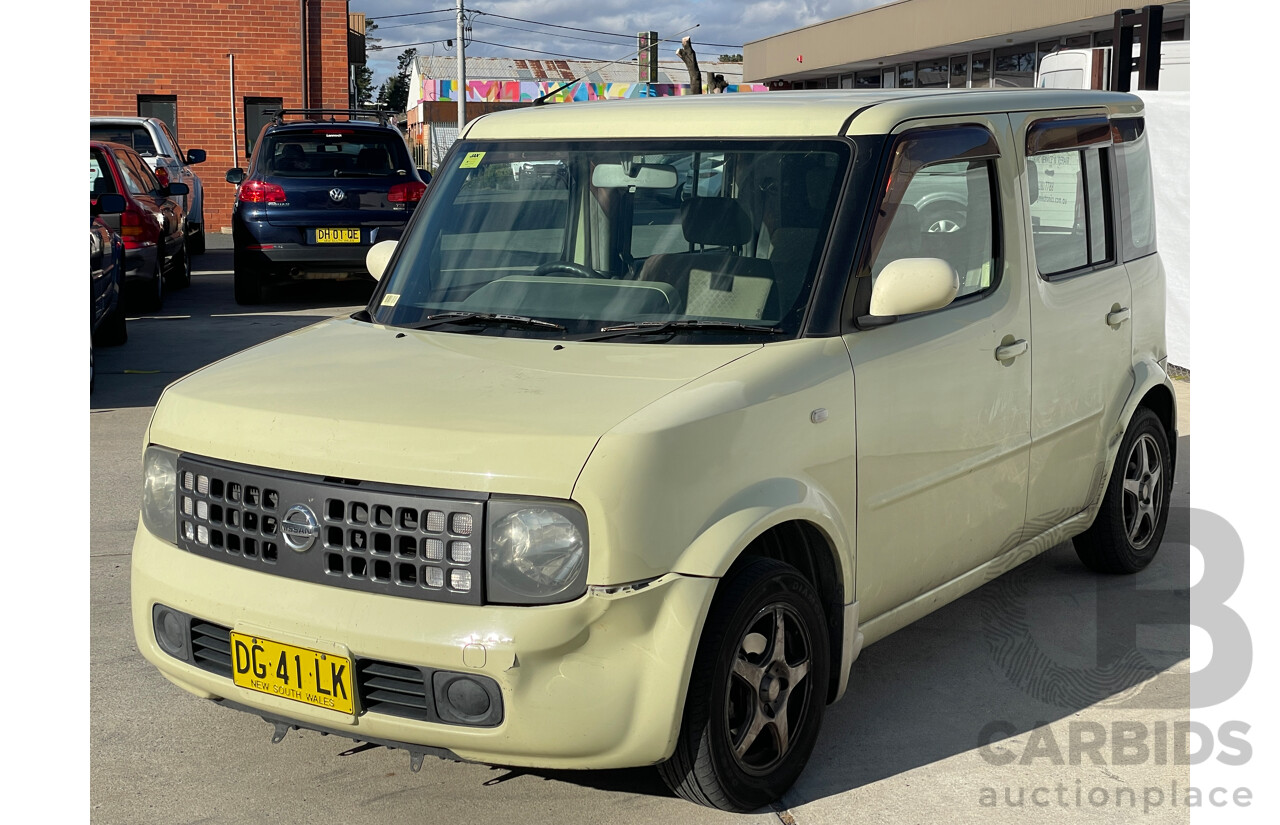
[
  {"x1": 230, "y1": 632, "x2": 355, "y2": 714},
  {"x1": 315, "y1": 228, "x2": 360, "y2": 243}
]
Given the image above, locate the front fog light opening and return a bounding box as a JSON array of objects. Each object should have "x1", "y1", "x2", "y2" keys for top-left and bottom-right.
[
  {"x1": 152, "y1": 604, "x2": 192, "y2": 661},
  {"x1": 432, "y1": 671, "x2": 503, "y2": 727}
]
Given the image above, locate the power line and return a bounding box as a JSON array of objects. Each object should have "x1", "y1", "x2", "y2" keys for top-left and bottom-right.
[
  {"x1": 366, "y1": 9, "x2": 453, "y2": 22},
  {"x1": 476, "y1": 11, "x2": 743, "y2": 50}
]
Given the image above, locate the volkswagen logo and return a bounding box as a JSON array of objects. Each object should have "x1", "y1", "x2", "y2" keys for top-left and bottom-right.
[
  {"x1": 281, "y1": 505, "x2": 320, "y2": 552},
  {"x1": 329, "y1": 188, "x2": 346, "y2": 202}
]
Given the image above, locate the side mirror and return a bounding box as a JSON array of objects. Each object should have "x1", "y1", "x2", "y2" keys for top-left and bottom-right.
[
  {"x1": 226, "y1": 168, "x2": 246, "y2": 185},
  {"x1": 869, "y1": 258, "x2": 958, "y2": 318},
  {"x1": 366, "y1": 240, "x2": 398, "y2": 282},
  {"x1": 165, "y1": 182, "x2": 190, "y2": 197},
  {"x1": 186, "y1": 149, "x2": 207, "y2": 165},
  {"x1": 92, "y1": 193, "x2": 126, "y2": 216},
  {"x1": 417, "y1": 169, "x2": 432, "y2": 185}
]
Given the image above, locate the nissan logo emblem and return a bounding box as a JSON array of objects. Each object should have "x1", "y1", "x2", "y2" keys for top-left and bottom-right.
[
  {"x1": 329, "y1": 187, "x2": 346, "y2": 202},
  {"x1": 281, "y1": 504, "x2": 320, "y2": 552}
]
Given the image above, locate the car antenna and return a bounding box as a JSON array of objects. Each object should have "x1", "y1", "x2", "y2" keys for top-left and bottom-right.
[{"x1": 533, "y1": 23, "x2": 700, "y2": 107}]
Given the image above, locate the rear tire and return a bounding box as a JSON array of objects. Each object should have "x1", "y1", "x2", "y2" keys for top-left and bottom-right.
[
  {"x1": 658, "y1": 558, "x2": 829, "y2": 812},
  {"x1": 1074, "y1": 407, "x2": 1172, "y2": 573},
  {"x1": 234, "y1": 254, "x2": 265, "y2": 305}
]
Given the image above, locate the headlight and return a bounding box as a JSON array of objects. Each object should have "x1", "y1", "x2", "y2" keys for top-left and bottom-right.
[
  {"x1": 486, "y1": 500, "x2": 588, "y2": 604},
  {"x1": 141, "y1": 445, "x2": 179, "y2": 544}
]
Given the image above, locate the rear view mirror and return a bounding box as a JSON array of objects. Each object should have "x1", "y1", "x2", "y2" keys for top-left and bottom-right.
[
  {"x1": 869, "y1": 258, "x2": 958, "y2": 317},
  {"x1": 226, "y1": 168, "x2": 246, "y2": 185},
  {"x1": 591, "y1": 163, "x2": 678, "y2": 190},
  {"x1": 186, "y1": 149, "x2": 207, "y2": 165},
  {"x1": 366, "y1": 240, "x2": 398, "y2": 282},
  {"x1": 92, "y1": 193, "x2": 126, "y2": 216}
]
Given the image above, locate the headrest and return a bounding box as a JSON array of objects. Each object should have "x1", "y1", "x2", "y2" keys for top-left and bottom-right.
[
  {"x1": 682, "y1": 197, "x2": 752, "y2": 247},
  {"x1": 280, "y1": 144, "x2": 304, "y2": 159}
]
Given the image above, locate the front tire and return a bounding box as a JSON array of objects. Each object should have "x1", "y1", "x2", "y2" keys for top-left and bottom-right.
[
  {"x1": 93, "y1": 301, "x2": 127, "y2": 347},
  {"x1": 188, "y1": 223, "x2": 205, "y2": 255},
  {"x1": 658, "y1": 558, "x2": 829, "y2": 812},
  {"x1": 168, "y1": 243, "x2": 192, "y2": 290},
  {"x1": 140, "y1": 255, "x2": 164, "y2": 313},
  {"x1": 1074, "y1": 407, "x2": 1172, "y2": 573}
]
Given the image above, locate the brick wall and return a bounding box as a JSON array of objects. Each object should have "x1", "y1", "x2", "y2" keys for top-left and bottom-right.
[{"x1": 90, "y1": 0, "x2": 352, "y2": 233}]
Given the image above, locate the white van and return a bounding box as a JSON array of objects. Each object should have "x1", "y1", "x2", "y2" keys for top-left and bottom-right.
[{"x1": 1038, "y1": 41, "x2": 1189, "y2": 92}]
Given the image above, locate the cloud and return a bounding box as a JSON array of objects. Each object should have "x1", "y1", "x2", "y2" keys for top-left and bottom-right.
[{"x1": 359, "y1": 0, "x2": 892, "y2": 86}]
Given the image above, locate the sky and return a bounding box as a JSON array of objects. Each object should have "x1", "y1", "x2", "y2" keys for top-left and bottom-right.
[{"x1": 356, "y1": 0, "x2": 890, "y2": 88}]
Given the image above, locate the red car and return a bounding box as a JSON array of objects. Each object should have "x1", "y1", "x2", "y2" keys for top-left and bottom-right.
[{"x1": 90, "y1": 140, "x2": 191, "y2": 312}]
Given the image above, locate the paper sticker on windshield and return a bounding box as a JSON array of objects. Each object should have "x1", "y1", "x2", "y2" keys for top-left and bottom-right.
[
  {"x1": 380, "y1": 293, "x2": 400, "y2": 307},
  {"x1": 460, "y1": 152, "x2": 486, "y2": 169}
]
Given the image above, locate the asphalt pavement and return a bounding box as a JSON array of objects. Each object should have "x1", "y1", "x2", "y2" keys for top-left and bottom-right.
[{"x1": 90, "y1": 241, "x2": 1193, "y2": 824}]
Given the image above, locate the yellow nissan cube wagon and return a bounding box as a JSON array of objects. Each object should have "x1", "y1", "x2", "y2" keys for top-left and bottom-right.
[{"x1": 132, "y1": 89, "x2": 1175, "y2": 811}]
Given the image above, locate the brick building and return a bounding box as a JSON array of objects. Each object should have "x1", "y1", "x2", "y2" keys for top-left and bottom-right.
[{"x1": 90, "y1": 0, "x2": 361, "y2": 234}]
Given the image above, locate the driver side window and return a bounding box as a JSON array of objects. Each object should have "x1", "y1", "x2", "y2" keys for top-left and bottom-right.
[{"x1": 868, "y1": 159, "x2": 998, "y2": 301}]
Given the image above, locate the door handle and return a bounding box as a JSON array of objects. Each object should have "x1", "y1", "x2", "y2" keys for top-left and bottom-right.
[
  {"x1": 994, "y1": 338, "x2": 1028, "y2": 361},
  {"x1": 1107, "y1": 307, "x2": 1131, "y2": 326}
]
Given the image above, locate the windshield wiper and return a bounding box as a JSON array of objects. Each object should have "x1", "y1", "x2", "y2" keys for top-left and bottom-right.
[
  {"x1": 412, "y1": 311, "x2": 565, "y2": 331},
  {"x1": 581, "y1": 320, "x2": 785, "y2": 342}
]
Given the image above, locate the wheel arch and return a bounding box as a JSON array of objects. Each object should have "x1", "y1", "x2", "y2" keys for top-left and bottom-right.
[{"x1": 727, "y1": 520, "x2": 848, "y2": 705}]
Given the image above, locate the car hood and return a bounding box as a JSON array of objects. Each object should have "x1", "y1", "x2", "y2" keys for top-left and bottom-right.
[{"x1": 147, "y1": 317, "x2": 759, "y2": 498}]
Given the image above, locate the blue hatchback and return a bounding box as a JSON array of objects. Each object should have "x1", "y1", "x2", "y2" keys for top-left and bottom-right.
[{"x1": 227, "y1": 109, "x2": 428, "y2": 304}]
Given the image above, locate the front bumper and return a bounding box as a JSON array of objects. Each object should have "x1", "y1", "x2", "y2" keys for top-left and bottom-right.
[{"x1": 131, "y1": 522, "x2": 715, "y2": 769}]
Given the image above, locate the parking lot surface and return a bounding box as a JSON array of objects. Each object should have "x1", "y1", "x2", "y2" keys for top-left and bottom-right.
[{"x1": 90, "y1": 239, "x2": 1192, "y2": 823}]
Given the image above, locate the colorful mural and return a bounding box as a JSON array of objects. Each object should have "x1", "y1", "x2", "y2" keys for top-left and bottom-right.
[{"x1": 419, "y1": 79, "x2": 769, "y2": 105}]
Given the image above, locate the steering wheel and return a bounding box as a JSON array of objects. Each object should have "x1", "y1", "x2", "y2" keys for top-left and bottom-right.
[{"x1": 532, "y1": 260, "x2": 606, "y2": 279}]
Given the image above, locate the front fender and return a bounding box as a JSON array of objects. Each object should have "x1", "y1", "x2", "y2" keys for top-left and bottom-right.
[{"x1": 670, "y1": 478, "x2": 852, "y2": 589}]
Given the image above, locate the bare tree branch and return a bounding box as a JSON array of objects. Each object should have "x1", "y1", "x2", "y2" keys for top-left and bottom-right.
[{"x1": 677, "y1": 36, "x2": 703, "y2": 95}]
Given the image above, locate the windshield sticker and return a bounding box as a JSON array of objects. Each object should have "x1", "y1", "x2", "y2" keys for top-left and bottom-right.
[
  {"x1": 380, "y1": 293, "x2": 400, "y2": 307},
  {"x1": 460, "y1": 151, "x2": 486, "y2": 169}
]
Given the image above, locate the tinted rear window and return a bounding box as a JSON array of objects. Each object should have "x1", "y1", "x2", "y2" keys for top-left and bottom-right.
[
  {"x1": 89, "y1": 125, "x2": 158, "y2": 157},
  {"x1": 259, "y1": 130, "x2": 411, "y2": 178}
]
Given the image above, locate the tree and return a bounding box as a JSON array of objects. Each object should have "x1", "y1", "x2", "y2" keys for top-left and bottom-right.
[
  {"x1": 677, "y1": 37, "x2": 703, "y2": 94},
  {"x1": 355, "y1": 21, "x2": 380, "y2": 105},
  {"x1": 376, "y1": 47, "x2": 418, "y2": 114},
  {"x1": 718, "y1": 54, "x2": 743, "y2": 63}
]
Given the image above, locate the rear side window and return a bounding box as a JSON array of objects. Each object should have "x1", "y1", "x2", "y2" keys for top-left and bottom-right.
[
  {"x1": 259, "y1": 131, "x2": 412, "y2": 178},
  {"x1": 1111, "y1": 117, "x2": 1157, "y2": 260},
  {"x1": 90, "y1": 149, "x2": 116, "y2": 196},
  {"x1": 90, "y1": 124, "x2": 158, "y2": 158},
  {"x1": 1026, "y1": 148, "x2": 1113, "y2": 276},
  {"x1": 114, "y1": 149, "x2": 158, "y2": 196}
]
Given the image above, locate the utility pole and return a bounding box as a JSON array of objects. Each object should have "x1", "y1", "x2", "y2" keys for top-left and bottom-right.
[{"x1": 456, "y1": 0, "x2": 466, "y2": 131}]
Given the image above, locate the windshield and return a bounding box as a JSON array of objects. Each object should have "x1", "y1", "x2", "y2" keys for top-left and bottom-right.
[{"x1": 371, "y1": 139, "x2": 850, "y2": 341}]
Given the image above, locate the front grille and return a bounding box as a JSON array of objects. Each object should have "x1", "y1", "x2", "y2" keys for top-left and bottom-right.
[
  {"x1": 175, "y1": 455, "x2": 485, "y2": 605},
  {"x1": 183, "y1": 618, "x2": 500, "y2": 726}
]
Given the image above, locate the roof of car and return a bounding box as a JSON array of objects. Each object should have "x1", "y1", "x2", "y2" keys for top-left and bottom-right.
[
  {"x1": 90, "y1": 116, "x2": 164, "y2": 126},
  {"x1": 462, "y1": 89, "x2": 1145, "y2": 140}
]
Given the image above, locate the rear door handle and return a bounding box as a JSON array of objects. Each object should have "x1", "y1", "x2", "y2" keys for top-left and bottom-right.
[
  {"x1": 995, "y1": 339, "x2": 1028, "y2": 361},
  {"x1": 1107, "y1": 307, "x2": 1131, "y2": 326}
]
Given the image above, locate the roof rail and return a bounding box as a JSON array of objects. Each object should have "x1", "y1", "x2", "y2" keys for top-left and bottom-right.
[{"x1": 268, "y1": 108, "x2": 393, "y2": 126}]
